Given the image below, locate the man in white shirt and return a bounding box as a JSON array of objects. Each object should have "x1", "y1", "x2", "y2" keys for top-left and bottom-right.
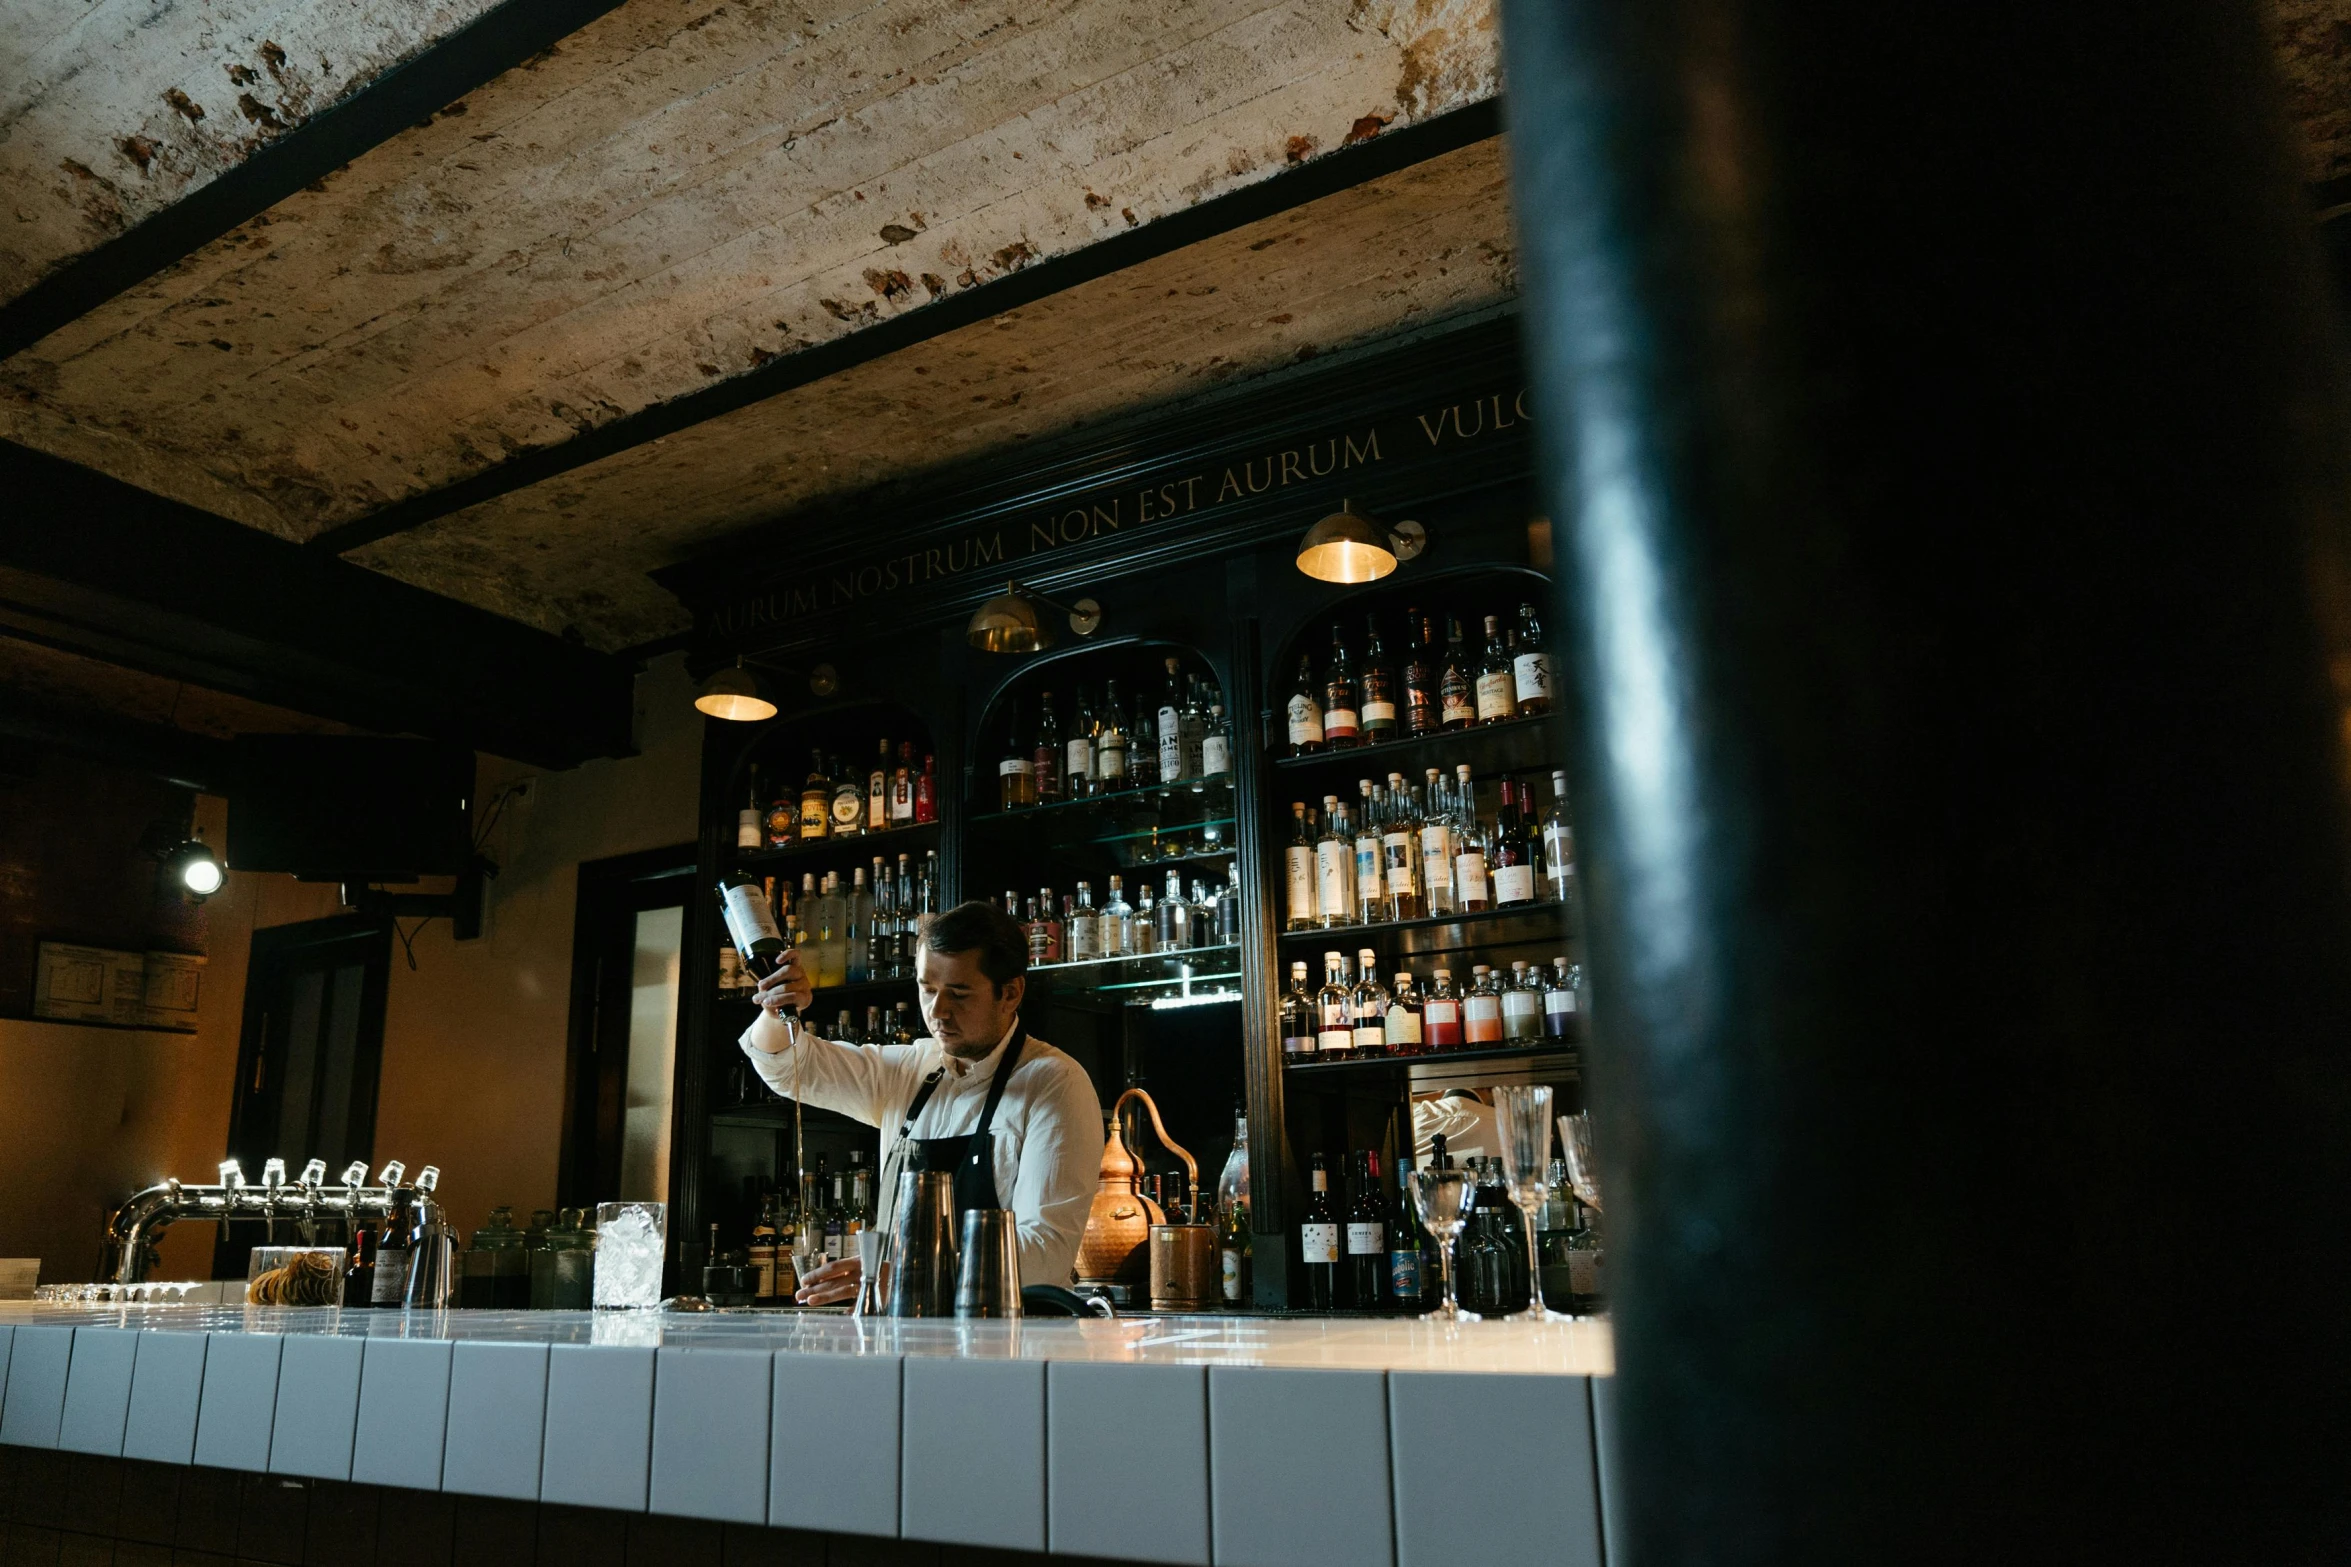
[{"x1": 744, "y1": 899, "x2": 1105, "y2": 1305}]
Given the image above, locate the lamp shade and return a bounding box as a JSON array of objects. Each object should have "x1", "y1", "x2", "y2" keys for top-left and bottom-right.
[
  {"x1": 1296, "y1": 506, "x2": 1399, "y2": 583},
  {"x1": 694, "y1": 662, "x2": 778, "y2": 722},
  {"x1": 968, "y1": 589, "x2": 1050, "y2": 653}
]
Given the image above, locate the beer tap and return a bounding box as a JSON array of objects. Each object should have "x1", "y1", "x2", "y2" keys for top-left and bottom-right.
[{"x1": 104, "y1": 1154, "x2": 443, "y2": 1284}]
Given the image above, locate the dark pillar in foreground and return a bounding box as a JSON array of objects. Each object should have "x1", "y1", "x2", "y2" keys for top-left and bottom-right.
[{"x1": 1499, "y1": 2, "x2": 2351, "y2": 1560}]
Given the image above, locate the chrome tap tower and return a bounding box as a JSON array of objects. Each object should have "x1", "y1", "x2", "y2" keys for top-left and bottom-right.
[{"x1": 105, "y1": 1158, "x2": 439, "y2": 1284}]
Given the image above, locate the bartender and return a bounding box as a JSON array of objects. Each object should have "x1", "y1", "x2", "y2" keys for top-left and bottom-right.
[{"x1": 742, "y1": 899, "x2": 1104, "y2": 1305}]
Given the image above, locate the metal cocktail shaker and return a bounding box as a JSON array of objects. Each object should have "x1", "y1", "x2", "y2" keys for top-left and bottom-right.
[
  {"x1": 883, "y1": 1170, "x2": 958, "y2": 1317},
  {"x1": 954, "y1": 1208, "x2": 1021, "y2": 1318}
]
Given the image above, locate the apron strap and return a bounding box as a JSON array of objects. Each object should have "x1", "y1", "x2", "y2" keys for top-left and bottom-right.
[
  {"x1": 898, "y1": 1067, "x2": 948, "y2": 1148},
  {"x1": 969, "y1": 1027, "x2": 1027, "y2": 1149}
]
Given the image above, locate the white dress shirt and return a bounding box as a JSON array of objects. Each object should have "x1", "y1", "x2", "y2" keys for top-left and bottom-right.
[{"x1": 740, "y1": 1009, "x2": 1105, "y2": 1288}]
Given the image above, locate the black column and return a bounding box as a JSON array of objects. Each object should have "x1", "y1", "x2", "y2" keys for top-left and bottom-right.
[{"x1": 1499, "y1": 2, "x2": 2351, "y2": 1560}]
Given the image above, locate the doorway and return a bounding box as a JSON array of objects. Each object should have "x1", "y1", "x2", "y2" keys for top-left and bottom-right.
[{"x1": 561, "y1": 844, "x2": 696, "y2": 1210}]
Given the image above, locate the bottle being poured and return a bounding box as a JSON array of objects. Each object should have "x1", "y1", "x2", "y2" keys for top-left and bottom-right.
[{"x1": 718, "y1": 871, "x2": 809, "y2": 1231}]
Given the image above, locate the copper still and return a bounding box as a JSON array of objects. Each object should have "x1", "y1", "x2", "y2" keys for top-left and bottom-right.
[{"x1": 1076, "y1": 1087, "x2": 1196, "y2": 1290}]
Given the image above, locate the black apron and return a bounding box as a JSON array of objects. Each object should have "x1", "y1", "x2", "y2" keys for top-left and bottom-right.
[{"x1": 897, "y1": 1027, "x2": 1027, "y2": 1217}]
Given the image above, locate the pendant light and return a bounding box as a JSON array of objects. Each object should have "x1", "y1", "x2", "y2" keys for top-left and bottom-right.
[
  {"x1": 1294, "y1": 498, "x2": 1427, "y2": 583},
  {"x1": 966, "y1": 581, "x2": 1104, "y2": 653},
  {"x1": 693, "y1": 658, "x2": 779, "y2": 722}
]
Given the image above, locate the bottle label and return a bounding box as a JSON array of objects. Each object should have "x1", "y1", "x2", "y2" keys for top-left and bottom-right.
[
  {"x1": 998, "y1": 758, "x2": 1034, "y2": 777},
  {"x1": 831, "y1": 792, "x2": 862, "y2": 829},
  {"x1": 1352, "y1": 1022, "x2": 1384, "y2": 1051},
  {"x1": 1317, "y1": 1022, "x2": 1352, "y2": 1052},
  {"x1": 1385, "y1": 1008, "x2": 1422, "y2": 1045},
  {"x1": 1475, "y1": 670, "x2": 1518, "y2": 721},
  {"x1": 1456, "y1": 851, "x2": 1489, "y2": 904},
  {"x1": 1067, "y1": 737, "x2": 1094, "y2": 778},
  {"x1": 1202, "y1": 733, "x2": 1230, "y2": 776},
  {"x1": 1383, "y1": 833, "x2": 1416, "y2": 897},
  {"x1": 371, "y1": 1248, "x2": 410, "y2": 1305},
  {"x1": 1569, "y1": 1249, "x2": 1602, "y2": 1296},
  {"x1": 1299, "y1": 1222, "x2": 1339, "y2": 1265},
  {"x1": 1545, "y1": 822, "x2": 1574, "y2": 878},
  {"x1": 1284, "y1": 1028, "x2": 1317, "y2": 1056},
  {"x1": 1354, "y1": 841, "x2": 1382, "y2": 902},
  {"x1": 1361, "y1": 698, "x2": 1398, "y2": 725},
  {"x1": 1390, "y1": 1247, "x2": 1423, "y2": 1299},
  {"x1": 1440, "y1": 674, "x2": 1476, "y2": 725},
  {"x1": 1158, "y1": 707, "x2": 1182, "y2": 775},
  {"x1": 721, "y1": 884, "x2": 783, "y2": 958},
  {"x1": 1420, "y1": 826, "x2": 1453, "y2": 906},
  {"x1": 891, "y1": 776, "x2": 915, "y2": 820},
  {"x1": 1221, "y1": 1247, "x2": 1245, "y2": 1301},
  {"x1": 1315, "y1": 841, "x2": 1353, "y2": 919},
  {"x1": 1493, "y1": 864, "x2": 1537, "y2": 906},
  {"x1": 1346, "y1": 1221, "x2": 1384, "y2": 1256},
  {"x1": 1514, "y1": 651, "x2": 1552, "y2": 703},
  {"x1": 1286, "y1": 847, "x2": 1317, "y2": 923},
  {"x1": 1324, "y1": 705, "x2": 1360, "y2": 741},
  {"x1": 800, "y1": 796, "x2": 829, "y2": 835},
  {"x1": 1286, "y1": 694, "x2": 1324, "y2": 746},
  {"x1": 737, "y1": 812, "x2": 761, "y2": 849}
]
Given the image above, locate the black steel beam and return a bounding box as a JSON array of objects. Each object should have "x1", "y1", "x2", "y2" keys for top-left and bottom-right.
[
  {"x1": 305, "y1": 96, "x2": 1504, "y2": 558},
  {"x1": 1500, "y1": 0, "x2": 2351, "y2": 1561},
  {"x1": 0, "y1": 696, "x2": 233, "y2": 794},
  {"x1": 0, "y1": 0, "x2": 628, "y2": 366},
  {"x1": 0, "y1": 441, "x2": 635, "y2": 767}
]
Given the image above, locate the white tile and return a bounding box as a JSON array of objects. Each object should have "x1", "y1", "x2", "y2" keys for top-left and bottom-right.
[
  {"x1": 769, "y1": 1352, "x2": 900, "y2": 1537},
  {"x1": 122, "y1": 1331, "x2": 207, "y2": 1464},
  {"x1": 901, "y1": 1357, "x2": 1044, "y2": 1552},
  {"x1": 1390, "y1": 1372, "x2": 1600, "y2": 1567},
  {"x1": 0, "y1": 1326, "x2": 73, "y2": 1448},
  {"x1": 650, "y1": 1347, "x2": 770, "y2": 1525},
  {"x1": 541, "y1": 1343, "x2": 654, "y2": 1511},
  {"x1": 193, "y1": 1330, "x2": 282, "y2": 1471},
  {"x1": 269, "y1": 1332, "x2": 364, "y2": 1480},
  {"x1": 441, "y1": 1339, "x2": 548, "y2": 1500},
  {"x1": 1210, "y1": 1367, "x2": 1393, "y2": 1567},
  {"x1": 352, "y1": 1337, "x2": 453, "y2": 1491},
  {"x1": 1047, "y1": 1361, "x2": 1208, "y2": 1565},
  {"x1": 58, "y1": 1327, "x2": 139, "y2": 1455}
]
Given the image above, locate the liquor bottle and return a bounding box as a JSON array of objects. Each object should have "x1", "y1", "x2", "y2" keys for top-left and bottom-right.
[
  {"x1": 1102, "y1": 875, "x2": 1136, "y2": 956},
  {"x1": 1158, "y1": 658, "x2": 1188, "y2": 783},
  {"x1": 1439, "y1": 616, "x2": 1477, "y2": 730},
  {"x1": 371, "y1": 1180, "x2": 415, "y2": 1306},
  {"x1": 1360, "y1": 615, "x2": 1398, "y2": 742},
  {"x1": 1346, "y1": 1150, "x2": 1388, "y2": 1309},
  {"x1": 1512, "y1": 601, "x2": 1553, "y2": 717},
  {"x1": 1066, "y1": 687, "x2": 1097, "y2": 799},
  {"x1": 867, "y1": 739, "x2": 891, "y2": 831},
  {"x1": 1298, "y1": 1154, "x2": 1339, "y2": 1309},
  {"x1": 750, "y1": 1194, "x2": 779, "y2": 1304},
  {"x1": 845, "y1": 867, "x2": 873, "y2": 983},
  {"x1": 1502, "y1": 960, "x2": 1544, "y2": 1041},
  {"x1": 1132, "y1": 883, "x2": 1158, "y2": 954},
  {"x1": 1352, "y1": 781, "x2": 1385, "y2": 924},
  {"x1": 1281, "y1": 962, "x2": 1317, "y2": 1056},
  {"x1": 1475, "y1": 614, "x2": 1521, "y2": 725},
  {"x1": 1131, "y1": 699, "x2": 1161, "y2": 788},
  {"x1": 1349, "y1": 950, "x2": 1389, "y2": 1058},
  {"x1": 830, "y1": 754, "x2": 864, "y2": 838},
  {"x1": 915, "y1": 753, "x2": 939, "y2": 822},
  {"x1": 1285, "y1": 802, "x2": 1318, "y2": 932},
  {"x1": 1452, "y1": 766, "x2": 1491, "y2": 912},
  {"x1": 1401, "y1": 609, "x2": 1440, "y2": 736},
  {"x1": 1388, "y1": 1156, "x2": 1426, "y2": 1310},
  {"x1": 1098, "y1": 681, "x2": 1131, "y2": 786},
  {"x1": 1024, "y1": 896, "x2": 1050, "y2": 966},
  {"x1": 1069, "y1": 882, "x2": 1101, "y2": 962},
  {"x1": 1286, "y1": 652, "x2": 1326, "y2": 757},
  {"x1": 998, "y1": 700, "x2": 1037, "y2": 809},
  {"x1": 738, "y1": 774, "x2": 763, "y2": 849},
  {"x1": 1315, "y1": 799, "x2": 1357, "y2": 927},
  {"x1": 1322, "y1": 625, "x2": 1361, "y2": 749},
  {"x1": 825, "y1": 1174, "x2": 848, "y2": 1263},
  {"x1": 1315, "y1": 951, "x2": 1354, "y2": 1057},
  {"x1": 1384, "y1": 971, "x2": 1424, "y2": 1054},
  {"x1": 1220, "y1": 1193, "x2": 1253, "y2": 1305},
  {"x1": 1034, "y1": 693, "x2": 1064, "y2": 802},
  {"x1": 1202, "y1": 702, "x2": 1232, "y2": 779},
  {"x1": 1040, "y1": 887, "x2": 1065, "y2": 962},
  {"x1": 894, "y1": 1001, "x2": 917, "y2": 1044},
  {"x1": 1567, "y1": 1194, "x2": 1606, "y2": 1313},
  {"x1": 1545, "y1": 958, "x2": 1586, "y2": 1041},
  {"x1": 1424, "y1": 967, "x2": 1465, "y2": 1050},
  {"x1": 1491, "y1": 779, "x2": 1540, "y2": 908},
  {"x1": 344, "y1": 1222, "x2": 377, "y2": 1307},
  {"x1": 1157, "y1": 869, "x2": 1190, "y2": 951},
  {"x1": 765, "y1": 772, "x2": 797, "y2": 846},
  {"x1": 1542, "y1": 770, "x2": 1578, "y2": 906},
  {"x1": 717, "y1": 869, "x2": 789, "y2": 982},
  {"x1": 799, "y1": 748, "x2": 831, "y2": 839},
  {"x1": 891, "y1": 740, "x2": 917, "y2": 824},
  {"x1": 1419, "y1": 769, "x2": 1457, "y2": 916},
  {"x1": 1182, "y1": 677, "x2": 1211, "y2": 783},
  {"x1": 1463, "y1": 964, "x2": 1506, "y2": 1045},
  {"x1": 1380, "y1": 772, "x2": 1423, "y2": 921}
]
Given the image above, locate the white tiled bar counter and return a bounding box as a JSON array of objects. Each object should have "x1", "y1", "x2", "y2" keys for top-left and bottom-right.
[{"x1": 0, "y1": 1308, "x2": 1611, "y2": 1567}]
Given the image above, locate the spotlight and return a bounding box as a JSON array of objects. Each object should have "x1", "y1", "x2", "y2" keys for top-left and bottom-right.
[
  {"x1": 161, "y1": 834, "x2": 223, "y2": 900},
  {"x1": 1295, "y1": 498, "x2": 1426, "y2": 584},
  {"x1": 694, "y1": 658, "x2": 779, "y2": 722},
  {"x1": 966, "y1": 581, "x2": 1103, "y2": 653}
]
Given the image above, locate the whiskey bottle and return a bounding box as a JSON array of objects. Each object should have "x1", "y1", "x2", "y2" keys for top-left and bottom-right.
[
  {"x1": 1315, "y1": 951, "x2": 1354, "y2": 1057},
  {"x1": 1286, "y1": 652, "x2": 1326, "y2": 756},
  {"x1": 1512, "y1": 602, "x2": 1553, "y2": 716},
  {"x1": 1438, "y1": 616, "x2": 1477, "y2": 730},
  {"x1": 1384, "y1": 971, "x2": 1424, "y2": 1054},
  {"x1": 1034, "y1": 693, "x2": 1064, "y2": 802},
  {"x1": 799, "y1": 748, "x2": 831, "y2": 839},
  {"x1": 1066, "y1": 687, "x2": 1097, "y2": 798},
  {"x1": 1359, "y1": 615, "x2": 1398, "y2": 741},
  {"x1": 1298, "y1": 1154, "x2": 1339, "y2": 1309},
  {"x1": 1322, "y1": 625, "x2": 1361, "y2": 749},
  {"x1": 1285, "y1": 802, "x2": 1318, "y2": 932},
  {"x1": 1281, "y1": 961, "x2": 1317, "y2": 1056},
  {"x1": 1349, "y1": 950, "x2": 1389, "y2": 1058},
  {"x1": 1098, "y1": 681, "x2": 1131, "y2": 786},
  {"x1": 1380, "y1": 772, "x2": 1423, "y2": 921},
  {"x1": 1475, "y1": 614, "x2": 1521, "y2": 725},
  {"x1": 1102, "y1": 875, "x2": 1136, "y2": 956},
  {"x1": 1401, "y1": 609, "x2": 1440, "y2": 736},
  {"x1": 1068, "y1": 881, "x2": 1100, "y2": 961},
  {"x1": 998, "y1": 700, "x2": 1037, "y2": 809}
]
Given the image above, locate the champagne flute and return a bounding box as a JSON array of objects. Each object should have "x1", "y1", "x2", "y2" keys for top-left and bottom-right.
[
  {"x1": 1492, "y1": 1086, "x2": 1569, "y2": 1321},
  {"x1": 1408, "y1": 1165, "x2": 1480, "y2": 1322}
]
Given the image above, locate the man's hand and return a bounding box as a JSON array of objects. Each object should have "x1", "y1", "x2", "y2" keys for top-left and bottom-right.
[
  {"x1": 794, "y1": 1255, "x2": 861, "y2": 1307},
  {"x1": 752, "y1": 946, "x2": 814, "y2": 1020}
]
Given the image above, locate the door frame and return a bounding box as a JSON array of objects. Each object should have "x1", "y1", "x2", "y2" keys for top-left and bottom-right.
[
  {"x1": 558, "y1": 842, "x2": 698, "y2": 1210},
  {"x1": 224, "y1": 912, "x2": 395, "y2": 1175}
]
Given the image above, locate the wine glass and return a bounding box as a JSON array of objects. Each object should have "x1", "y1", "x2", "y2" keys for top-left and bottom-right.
[
  {"x1": 1560, "y1": 1111, "x2": 1602, "y2": 1212},
  {"x1": 1492, "y1": 1086, "x2": 1569, "y2": 1322},
  {"x1": 1408, "y1": 1166, "x2": 1480, "y2": 1322}
]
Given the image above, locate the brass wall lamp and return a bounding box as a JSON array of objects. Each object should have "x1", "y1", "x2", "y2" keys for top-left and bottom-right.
[
  {"x1": 1295, "y1": 497, "x2": 1427, "y2": 583},
  {"x1": 966, "y1": 580, "x2": 1104, "y2": 653},
  {"x1": 692, "y1": 655, "x2": 841, "y2": 722}
]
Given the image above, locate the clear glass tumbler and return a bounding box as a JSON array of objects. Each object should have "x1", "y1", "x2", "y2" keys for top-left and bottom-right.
[
  {"x1": 592, "y1": 1200, "x2": 667, "y2": 1309},
  {"x1": 1493, "y1": 1085, "x2": 1569, "y2": 1321}
]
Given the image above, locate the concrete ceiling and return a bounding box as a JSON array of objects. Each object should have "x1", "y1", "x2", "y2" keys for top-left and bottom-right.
[{"x1": 0, "y1": 0, "x2": 2344, "y2": 697}]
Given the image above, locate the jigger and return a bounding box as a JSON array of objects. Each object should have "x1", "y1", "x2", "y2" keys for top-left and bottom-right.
[{"x1": 954, "y1": 1208, "x2": 1022, "y2": 1318}]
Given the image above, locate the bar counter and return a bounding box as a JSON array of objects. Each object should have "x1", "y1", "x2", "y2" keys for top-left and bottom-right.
[{"x1": 0, "y1": 1306, "x2": 1610, "y2": 1567}]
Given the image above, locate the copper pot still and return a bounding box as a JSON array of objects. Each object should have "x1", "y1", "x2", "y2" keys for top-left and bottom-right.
[{"x1": 1076, "y1": 1087, "x2": 1197, "y2": 1291}]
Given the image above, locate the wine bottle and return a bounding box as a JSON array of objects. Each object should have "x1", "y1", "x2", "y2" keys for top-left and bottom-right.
[
  {"x1": 718, "y1": 870, "x2": 789, "y2": 982},
  {"x1": 1512, "y1": 602, "x2": 1553, "y2": 716},
  {"x1": 1346, "y1": 1150, "x2": 1388, "y2": 1309},
  {"x1": 1388, "y1": 1157, "x2": 1426, "y2": 1311},
  {"x1": 1491, "y1": 779, "x2": 1540, "y2": 907},
  {"x1": 1034, "y1": 693, "x2": 1064, "y2": 802},
  {"x1": 1298, "y1": 1154, "x2": 1339, "y2": 1309},
  {"x1": 1066, "y1": 687, "x2": 1097, "y2": 798}
]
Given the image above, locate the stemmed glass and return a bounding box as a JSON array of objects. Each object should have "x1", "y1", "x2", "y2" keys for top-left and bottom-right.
[
  {"x1": 1560, "y1": 1112, "x2": 1602, "y2": 1212},
  {"x1": 1493, "y1": 1086, "x2": 1569, "y2": 1321},
  {"x1": 1408, "y1": 1165, "x2": 1480, "y2": 1322}
]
